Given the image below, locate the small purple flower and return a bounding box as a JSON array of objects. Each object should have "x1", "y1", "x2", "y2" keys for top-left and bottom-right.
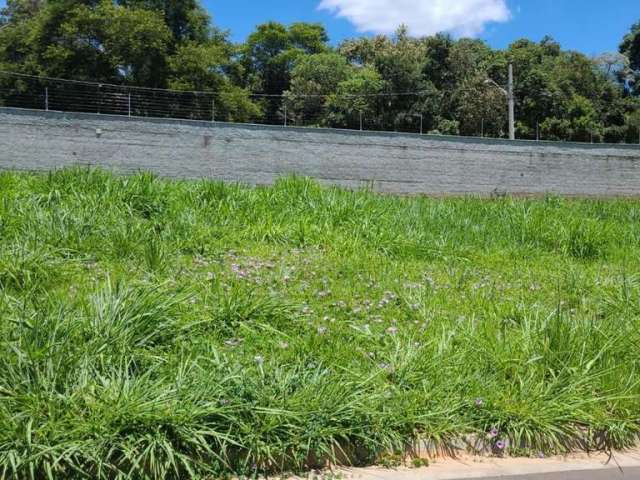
[
  {"x1": 378, "y1": 363, "x2": 395, "y2": 373},
  {"x1": 495, "y1": 440, "x2": 506, "y2": 450},
  {"x1": 489, "y1": 427, "x2": 499, "y2": 438},
  {"x1": 474, "y1": 398, "x2": 484, "y2": 407}
]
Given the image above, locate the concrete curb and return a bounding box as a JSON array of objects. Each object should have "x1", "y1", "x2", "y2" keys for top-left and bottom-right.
[
  {"x1": 330, "y1": 450, "x2": 640, "y2": 480},
  {"x1": 468, "y1": 467, "x2": 640, "y2": 480}
]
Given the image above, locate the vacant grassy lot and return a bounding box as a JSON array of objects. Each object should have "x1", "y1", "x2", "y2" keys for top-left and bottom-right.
[{"x1": 1, "y1": 168, "x2": 639, "y2": 479}]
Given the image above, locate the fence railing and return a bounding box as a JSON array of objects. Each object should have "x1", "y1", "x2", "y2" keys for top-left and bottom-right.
[
  {"x1": 0, "y1": 71, "x2": 435, "y2": 133},
  {"x1": 1, "y1": 71, "x2": 639, "y2": 144}
]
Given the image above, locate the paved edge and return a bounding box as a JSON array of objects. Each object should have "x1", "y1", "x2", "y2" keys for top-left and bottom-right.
[{"x1": 462, "y1": 466, "x2": 640, "y2": 480}]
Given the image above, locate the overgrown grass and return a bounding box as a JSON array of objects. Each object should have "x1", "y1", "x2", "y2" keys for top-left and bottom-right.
[{"x1": 1, "y1": 168, "x2": 639, "y2": 479}]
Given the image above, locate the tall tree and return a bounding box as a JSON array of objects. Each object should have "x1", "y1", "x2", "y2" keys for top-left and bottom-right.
[
  {"x1": 240, "y1": 21, "x2": 328, "y2": 95},
  {"x1": 167, "y1": 39, "x2": 260, "y2": 122},
  {"x1": 620, "y1": 21, "x2": 640, "y2": 94},
  {"x1": 284, "y1": 52, "x2": 350, "y2": 125},
  {"x1": 239, "y1": 21, "x2": 329, "y2": 122},
  {"x1": 0, "y1": 0, "x2": 172, "y2": 85},
  {"x1": 118, "y1": 0, "x2": 210, "y2": 45}
]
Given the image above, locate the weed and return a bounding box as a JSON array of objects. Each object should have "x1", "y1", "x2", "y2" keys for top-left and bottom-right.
[{"x1": 0, "y1": 168, "x2": 639, "y2": 479}]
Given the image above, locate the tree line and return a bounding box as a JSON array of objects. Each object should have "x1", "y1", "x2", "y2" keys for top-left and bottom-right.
[{"x1": 1, "y1": 0, "x2": 639, "y2": 142}]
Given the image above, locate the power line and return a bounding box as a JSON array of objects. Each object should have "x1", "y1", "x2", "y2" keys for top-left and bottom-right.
[{"x1": 0, "y1": 70, "x2": 435, "y2": 99}]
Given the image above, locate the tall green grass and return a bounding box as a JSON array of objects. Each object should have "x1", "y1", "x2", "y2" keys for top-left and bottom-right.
[{"x1": 0, "y1": 168, "x2": 639, "y2": 478}]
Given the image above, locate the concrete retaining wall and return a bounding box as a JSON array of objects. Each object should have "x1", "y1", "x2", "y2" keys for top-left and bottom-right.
[{"x1": 1, "y1": 107, "x2": 639, "y2": 196}]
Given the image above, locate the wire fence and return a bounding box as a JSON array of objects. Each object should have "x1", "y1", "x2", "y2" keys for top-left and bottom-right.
[
  {"x1": 0, "y1": 71, "x2": 433, "y2": 134},
  {"x1": 1, "y1": 71, "x2": 639, "y2": 144}
]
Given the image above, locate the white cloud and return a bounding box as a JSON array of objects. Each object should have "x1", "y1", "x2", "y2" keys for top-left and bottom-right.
[{"x1": 318, "y1": 0, "x2": 511, "y2": 37}]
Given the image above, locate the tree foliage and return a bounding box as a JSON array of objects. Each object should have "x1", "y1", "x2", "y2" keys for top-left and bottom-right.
[{"x1": 620, "y1": 21, "x2": 640, "y2": 94}]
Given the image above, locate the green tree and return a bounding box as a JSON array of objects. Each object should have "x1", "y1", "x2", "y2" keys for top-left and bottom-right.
[
  {"x1": 240, "y1": 21, "x2": 328, "y2": 95},
  {"x1": 454, "y1": 75, "x2": 508, "y2": 137},
  {"x1": 117, "y1": 0, "x2": 210, "y2": 44},
  {"x1": 167, "y1": 40, "x2": 260, "y2": 122},
  {"x1": 239, "y1": 21, "x2": 329, "y2": 123},
  {"x1": 284, "y1": 52, "x2": 349, "y2": 125},
  {"x1": 627, "y1": 105, "x2": 640, "y2": 143},
  {"x1": 338, "y1": 27, "x2": 435, "y2": 131},
  {"x1": 0, "y1": 0, "x2": 171, "y2": 85},
  {"x1": 326, "y1": 66, "x2": 386, "y2": 129},
  {"x1": 620, "y1": 21, "x2": 640, "y2": 93}
]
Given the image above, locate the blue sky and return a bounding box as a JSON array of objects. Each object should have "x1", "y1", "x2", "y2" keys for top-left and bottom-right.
[{"x1": 207, "y1": 0, "x2": 636, "y2": 56}]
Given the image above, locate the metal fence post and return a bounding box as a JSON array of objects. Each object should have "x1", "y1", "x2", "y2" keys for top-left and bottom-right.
[
  {"x1": 45, "y1": 87, "x2": 49, "y2": 111},
  {"x1": 211, "y1": 97, "x2": 215, "y2": 122},
  {"x1": 359, "y1": 111, "x2": 363, "y2": 131},
  {"x1": 284, "y1": 104, "x2": 287, "y2": 127},
  {"x1": 128, "y1": 93, "x2": 131, "y2": 117},
  {"x1": 481, "y1": 118, "x2": 484, "y2": 137}
]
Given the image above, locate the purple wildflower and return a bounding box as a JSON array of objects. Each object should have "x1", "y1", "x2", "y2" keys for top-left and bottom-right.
[
  {"x1": 474, "y1": 398, "x2": 484, "y2": 407},
  {"x1": 489, "y1": 427, "x2": 499, "y2": 438},
  {"x1": 495, "y1": 440, "x2": 506, "y2": 450},
  {"x1": 379, "y1": 363, "x2": 395, "y2": 373}
]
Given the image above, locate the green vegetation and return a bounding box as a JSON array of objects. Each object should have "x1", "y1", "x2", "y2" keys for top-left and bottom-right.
[
  {"x1": 1, "y1": 168, "x2": 639, "y2": 478},
  {"x1": 0, "y1": 1, "x2": 639, "y2": 141}
]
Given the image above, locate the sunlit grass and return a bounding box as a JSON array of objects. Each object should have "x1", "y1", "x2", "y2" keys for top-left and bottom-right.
[{"x1": 0, "y1": 168, "x2": 639, "y2": 478}]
